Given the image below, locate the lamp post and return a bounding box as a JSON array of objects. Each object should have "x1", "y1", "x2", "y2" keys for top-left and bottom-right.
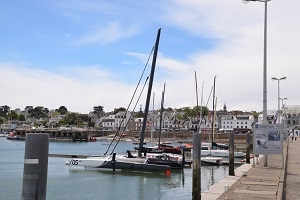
[
  {"x1": 280, "y1": 97, "x2": 287, "y2": 135},
  {"x1": 272, "y1": 77, "x2": 287, "y2": 124},
  {"x1": 279, "y1": 97, "x2": 287, "y2": 123},
  {"x1": 242, "y1": 0, "x2": 271, "y2": 167}
]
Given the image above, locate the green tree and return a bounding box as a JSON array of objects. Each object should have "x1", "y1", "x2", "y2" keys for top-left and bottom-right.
[
  {"x1": 19, "y1": 114, "x2": 26, "y2": 121},
  {"x1": 7, "y1": 110, "x2": 18, "y2": 120},
  {"x1": 114, "y1": 107, "x2": 126, "y2": 114},
  {"x1": 94, "y1": 106, "x2": 104, "y2": 118},
  {"x1": 28, "y1": 106, "x2": 49, "y2": 119},
  {"x1": 0, "y1": 105, "x2": 10, "y2": 117},
  {"x1": 57, "y1": 106, "x2": 68, "y2": 115},
  {"x1": 135, "y1": 111, "x2": 144, "y2": 118}
]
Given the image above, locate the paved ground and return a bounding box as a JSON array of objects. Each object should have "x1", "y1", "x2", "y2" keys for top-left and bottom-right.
[
  {"x1": 284, "y1": 140, "x2": 300, "y2": 199},
  {"x1": 201, "y1": 138, "x2": 300, "y2": 200},
  {"x1": 202, "y1": 139, "x2": 290, "y2": 200}
]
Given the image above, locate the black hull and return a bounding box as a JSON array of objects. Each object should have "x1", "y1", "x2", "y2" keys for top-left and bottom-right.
[{"x1": 96, "y1": 160, "x2": 170, "y2": 171}]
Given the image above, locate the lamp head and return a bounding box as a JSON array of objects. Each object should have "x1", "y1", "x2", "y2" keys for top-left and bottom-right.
[{"x1": 280, "y1": 77, "x2": 287, "y2": 80}]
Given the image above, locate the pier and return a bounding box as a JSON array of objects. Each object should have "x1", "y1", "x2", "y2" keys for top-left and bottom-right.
[{"x1": 202, "y1": 138, "x2": 300, "y2": 200}]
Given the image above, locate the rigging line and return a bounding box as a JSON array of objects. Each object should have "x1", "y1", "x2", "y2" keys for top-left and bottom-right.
[
  {"x1": 103, "y1": 46, "x2": 155, "y2": 155},
  {"x1": 206, "y1": 85, "x2": 214, "y2": 108},
  {"x1": 109, "y1": 76, "x2": 149, "y2": 155}
]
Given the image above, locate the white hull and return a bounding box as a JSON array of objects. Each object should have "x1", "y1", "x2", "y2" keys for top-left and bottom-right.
[
  {"x1": 201, "y1": 156, "x2": 222, "y2": 165},
  {"x1": 199, "y1": 149, "x2": 245, "y2": 157},
  {"x1": 67, "y1": 156, "x2": 112, "y2": 168}
]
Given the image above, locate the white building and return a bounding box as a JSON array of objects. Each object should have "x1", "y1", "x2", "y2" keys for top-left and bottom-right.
[{"x1": 220, "y1": 115, "x2": 254, "y2": 133}]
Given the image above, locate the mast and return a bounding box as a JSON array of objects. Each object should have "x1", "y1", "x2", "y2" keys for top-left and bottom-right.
[
  {"x1": 158, "y1": 83, "x2": 166, "y2": 148},
  {"x1": 138, "y1": 28, "x2": 161, "y2": 157},
  {"x1": 151, "y1": 92, "x2": 155, "y2": 145},
  {"x1": 195, "y1": 72, "x2": 199, "y2": 132},
  {"x1": 211, "y1": 76, "x2": 216, "y2": 146}
]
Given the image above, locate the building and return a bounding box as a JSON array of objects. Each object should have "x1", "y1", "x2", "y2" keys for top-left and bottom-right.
[{"x1": 220, "y1": 115, "x2": 254, "y2": 133}]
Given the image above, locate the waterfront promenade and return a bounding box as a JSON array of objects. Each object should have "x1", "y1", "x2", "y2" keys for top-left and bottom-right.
[{"x1": 202, "y1": 139, "x2": 300, "y2": 200}]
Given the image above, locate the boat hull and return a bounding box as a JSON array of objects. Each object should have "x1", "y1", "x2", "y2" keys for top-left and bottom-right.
[{"x1": 67, "y1": 156, "x2": 170, "y2": 171}]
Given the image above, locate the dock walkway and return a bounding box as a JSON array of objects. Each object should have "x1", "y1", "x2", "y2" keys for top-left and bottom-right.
[{"x1": 202, "y1": 138, "x2": 300, "y2": 200}]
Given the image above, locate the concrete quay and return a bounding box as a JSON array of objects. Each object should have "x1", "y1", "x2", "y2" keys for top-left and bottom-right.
[{"x1": 202, "y1": 139, "x2": 297, "y2": 200}]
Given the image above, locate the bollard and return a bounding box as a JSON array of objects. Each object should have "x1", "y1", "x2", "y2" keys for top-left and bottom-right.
[
  {"x1": 246, "y1": 132, "x2": 250, "y2": 164},
  {"x1": 181, "y1": 149, "x2": 185, "y2": 170},
  {"x1": 192, "y1": 132, "x2": 201, "y2": 200},
  {"x1": 229, "y1": 132, "x2": 235, "y2": 176},
  {"x1": 22, "y1": 133, "x2": 49, "y2": 200}
]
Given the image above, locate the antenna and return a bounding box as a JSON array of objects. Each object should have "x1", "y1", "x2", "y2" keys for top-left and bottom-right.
[{"x1": 242, "y1": 0, "x2": 250, "y2": 4}]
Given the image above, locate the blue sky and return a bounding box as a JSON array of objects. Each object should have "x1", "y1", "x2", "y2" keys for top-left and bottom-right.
[{"x1": 1, "y1": 0, "x2": 300, "y2": 114}]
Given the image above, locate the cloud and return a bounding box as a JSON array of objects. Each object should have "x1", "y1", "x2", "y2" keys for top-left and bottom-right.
[
  {"x1": 72, "y1": 22, "x2": 138, "y2": 46},
  {"x1": 0, "y1": 62, "x2": 138, "y2": 113}
]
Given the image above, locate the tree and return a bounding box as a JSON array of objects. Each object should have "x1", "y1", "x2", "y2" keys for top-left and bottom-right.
[
  {"x1": 135, "y1": 110, "x2": 144, "y2": 118},
  {"x1": 19, "y1": 114, "x2": 26, "y2": 121},
  {"x1": 57, "y1": 106, "x2": 68, "y2": 115},
  {"x1": 94, "y1": 106, "x2": 104, "y2": 118},
  {"x1": 28, "y1": 106, "x2": 49, "y2": 119},
  {"x1": 25, "y1": 106, "x2": 33, "y2": 112},
  {"x1": 7, "y1": 110, "x2": 18, "y2": 120},
  {"x1": 0, "y1": 105, "x2": 10, "y2": 117},
  {"x1": 114, "y1": 107, "x2": 126, "y2": 114}
]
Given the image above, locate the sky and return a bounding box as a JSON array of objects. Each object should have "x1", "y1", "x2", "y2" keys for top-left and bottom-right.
[{"x1": 1, "y1": 0, "x2": 299, "y2": 114}]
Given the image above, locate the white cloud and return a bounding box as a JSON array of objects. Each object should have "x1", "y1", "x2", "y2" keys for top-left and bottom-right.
[{"x1": 72, "y1": 22, "x2": 138, "y2": 45}]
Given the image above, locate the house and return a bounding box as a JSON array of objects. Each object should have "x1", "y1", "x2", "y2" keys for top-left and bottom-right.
[{"x1": 220, "y1": 115, "x2": 254, "y2": 133}]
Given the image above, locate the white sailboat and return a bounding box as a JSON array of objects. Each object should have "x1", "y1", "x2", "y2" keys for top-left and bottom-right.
[
  {"x1": 202, "y1": 77, "x2": 245, "y2": 158},
  {"x1": 67, "y1": 29, "x2": 182, "y2": 171}
]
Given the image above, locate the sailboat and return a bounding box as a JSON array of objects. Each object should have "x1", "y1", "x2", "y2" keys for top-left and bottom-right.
[
  {"x1": 202, "y1": 76, "x2": 245, "y2": 158},
  {"x1": 66, "y1": 29, "x2": 182, "y2": 171},
  {"x1": 135, "y1": 83, "x2": 183, "y2": 155}
]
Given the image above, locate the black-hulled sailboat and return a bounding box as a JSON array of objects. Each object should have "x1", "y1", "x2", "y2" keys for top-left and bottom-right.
[{"x1": 67, "y1": 29, "x2": 182, "y2": 171}]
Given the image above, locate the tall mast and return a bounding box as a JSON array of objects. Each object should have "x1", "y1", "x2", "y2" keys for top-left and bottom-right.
[
  {"x1": 212, "y1": 76, "x2": 216, "y2": 146},
  {"x1": 138, "y1": 28, "x2": 161, "y2": 157},
  {"x1": 158, "y1": 83, "x2": 166, "y2": 148},
  {"x1": 195, "y1": 72, "x2": 199, "y2": 132}
]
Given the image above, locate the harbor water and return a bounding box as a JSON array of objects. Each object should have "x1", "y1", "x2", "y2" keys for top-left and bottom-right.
[{"x1": 0, "y1": 137, "x2": 235, "y2": 200}]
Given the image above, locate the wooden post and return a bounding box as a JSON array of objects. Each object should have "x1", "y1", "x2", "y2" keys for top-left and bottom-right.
[
  {"x1": 22, "y1": 133, "x2": 49, "y2": 200},
  {"x1": 229, "y1": 132, "x2": 235, "y2": 176},
  {"x1": 192, "y1": 132, "x2": 201, "y2": 200},
  {"x1": 246, "y1": 132, "x2": 251, "y2": 164}
]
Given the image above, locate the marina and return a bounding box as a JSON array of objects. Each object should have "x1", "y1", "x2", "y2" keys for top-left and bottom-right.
[{"x1": 0, "y1": 137, "x2": 242, "y2": 200}]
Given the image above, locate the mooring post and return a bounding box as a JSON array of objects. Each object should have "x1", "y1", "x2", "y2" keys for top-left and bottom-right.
[
  {"x1": 229, "y1": 132, "x2": 235, "y2": 176},
  {"x1": 192, "y1": 132, "x2": 201, "y2": 200},
  {"x1": 181, "y1": 149, "x2": 185, "y2": 170},
  {"x1": 22, "y1": 133, "x2": 49, "y2": 200},
  {"x1": 246, "y1": 132, "x2": 250, "y2": 164},
  {"x1": 112, "y1": 153, "x2": 116, "y2": 171}
]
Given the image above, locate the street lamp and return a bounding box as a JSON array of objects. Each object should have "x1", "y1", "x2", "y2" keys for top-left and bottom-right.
[
  {"x1": 272, "y1": 77, "x2": 287, "y2": 124},
  {"x1": 280, "y1": 98, "x2": 287, "y2": 136},
  {"x1": 242, "y1": 0, "x2": 271, "y2": 167},
  {"x1": 279, "y1": 97, "x2": 287, "y2": 127}
]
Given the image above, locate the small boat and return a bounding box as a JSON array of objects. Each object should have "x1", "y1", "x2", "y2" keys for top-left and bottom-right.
[
  {"x1": 201, "y1": 156, "x2": 222, "y2": 165},
  {"x1": 145, "y1": 153, "x2": 183, "y2": 169},
  {"x1": 135, "y1": 143, "x2": 182, "y2": 154},
  {"x1": 6, "y1": 132, "x2": 21, "y2": 140}
]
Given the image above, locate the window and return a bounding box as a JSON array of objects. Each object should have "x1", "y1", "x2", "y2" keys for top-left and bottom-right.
[{"x1": 237, "y1": 122, "x2": 239, "y2": 124}]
